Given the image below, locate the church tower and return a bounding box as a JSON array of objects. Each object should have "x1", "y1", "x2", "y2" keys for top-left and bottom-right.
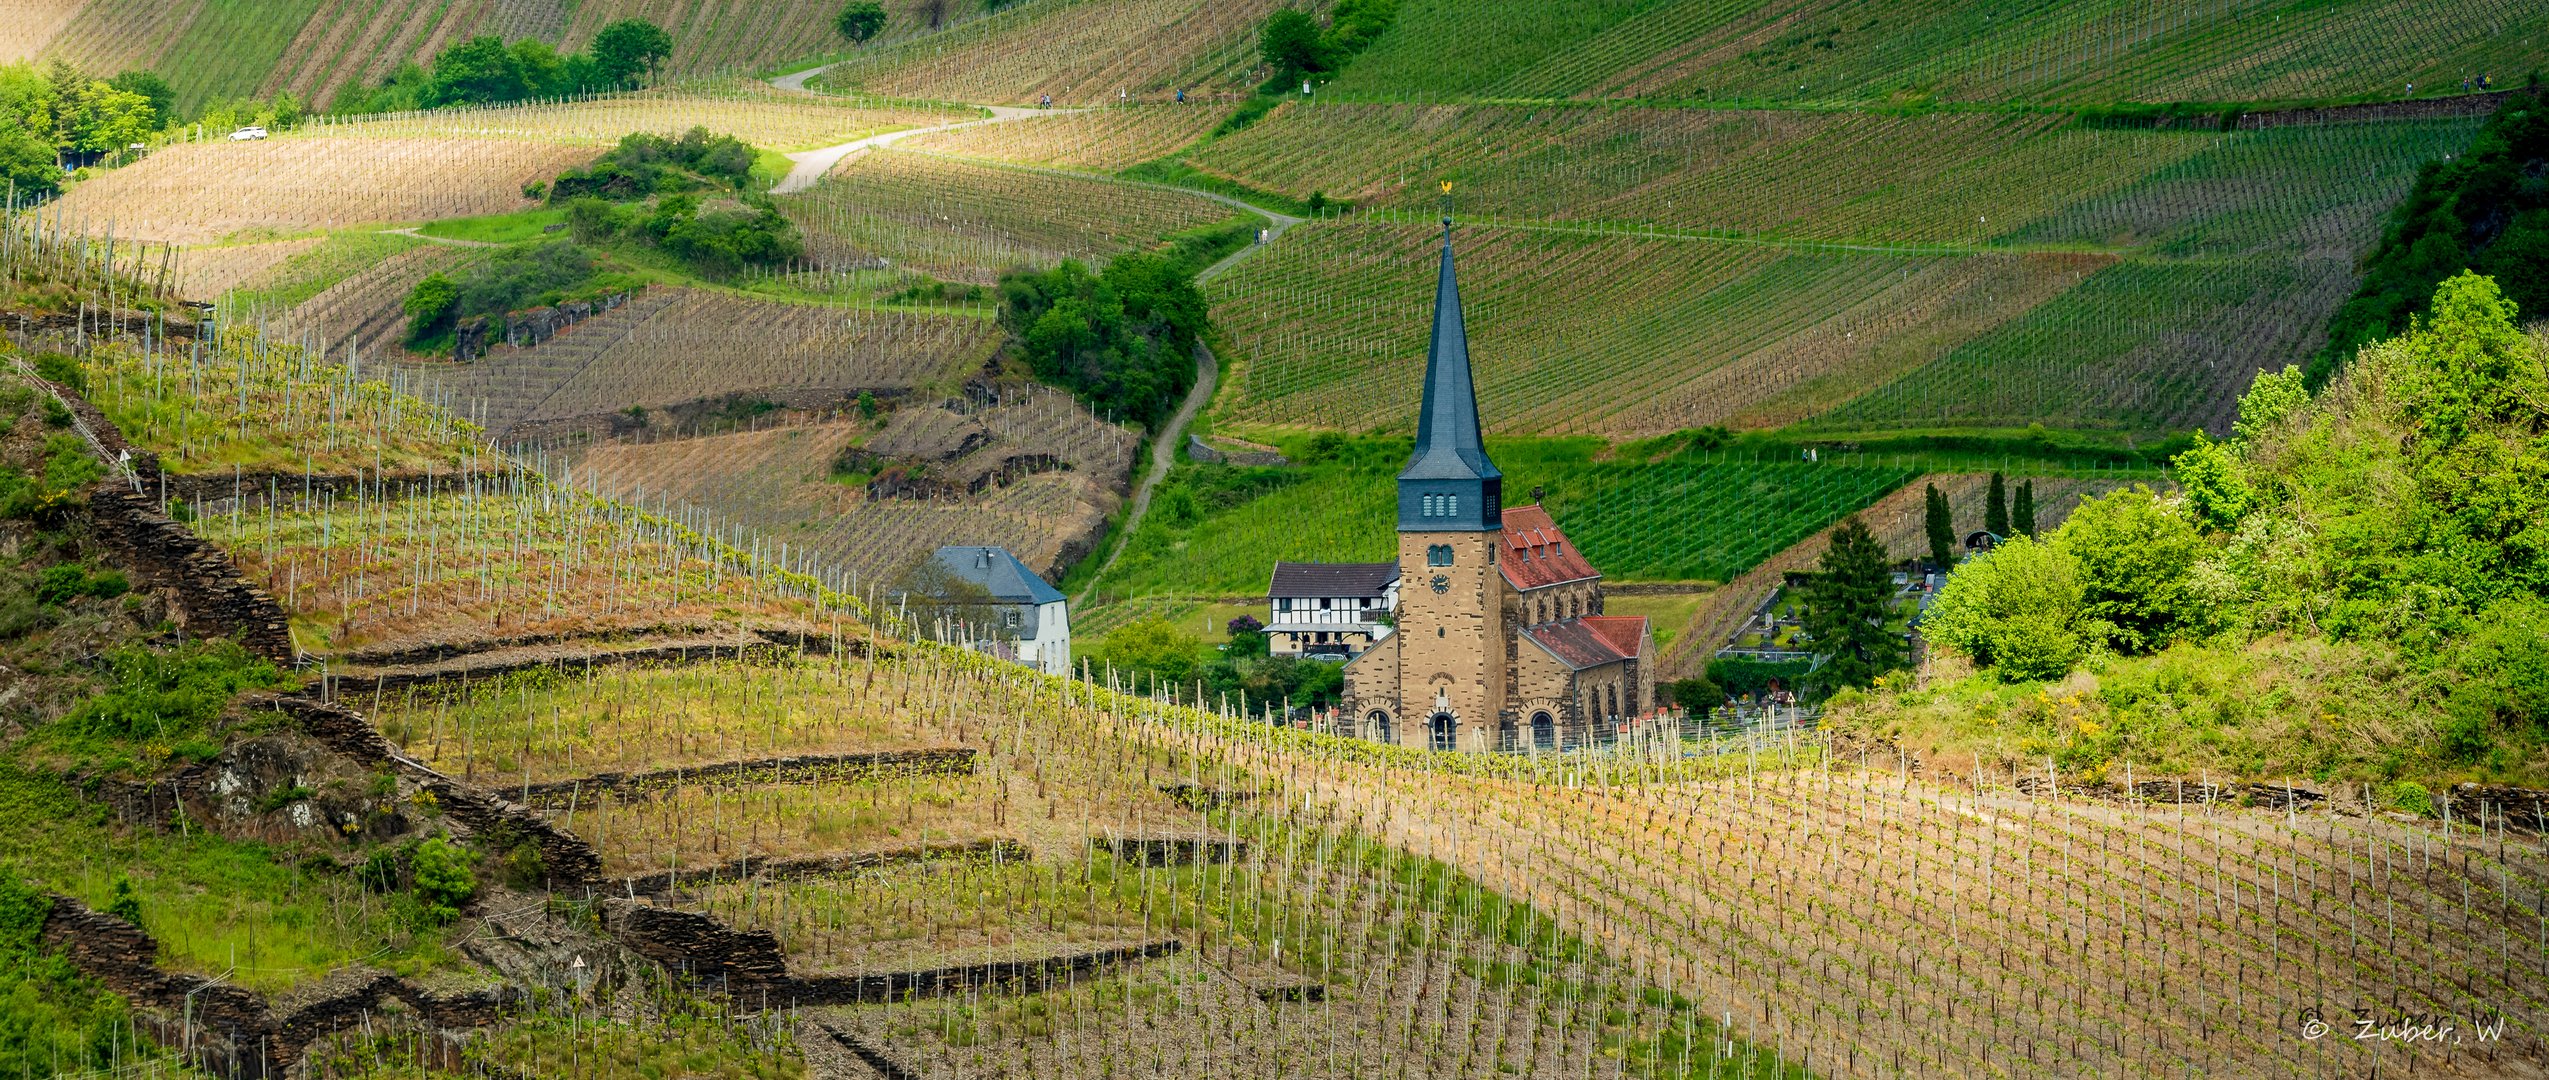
[{"x1": 1393, "y1": 220, "x2": 1505, "y2": 752}]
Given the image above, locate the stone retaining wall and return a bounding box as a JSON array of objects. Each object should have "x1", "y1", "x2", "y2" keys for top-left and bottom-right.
[
  {"x1": 38, "y1": 894, "x2": 508, "y2": 1077},
  {"x1": 613, "y1": 838, "x2": 1029, "y2": 897},
  {"x1": 781, "y1": 939, "x2": 1182, "y2": 1006},
  {"x1": 1097, "y1": 836, "x2": 1249, "y2": 867},
  {"x1": 522, "y1": 748, "x2": 977, "y2": 807},
  {"x1": 89, "y1": 487, "x2": 296, "y2": 663}
]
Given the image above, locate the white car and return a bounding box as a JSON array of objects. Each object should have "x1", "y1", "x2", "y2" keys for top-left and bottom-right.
[{"x1": 227, "y1": 126, "x2": 267, "y2": 141}]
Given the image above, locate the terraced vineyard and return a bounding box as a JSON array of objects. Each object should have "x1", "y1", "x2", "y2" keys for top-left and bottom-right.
[
  {"x1": 901, "y1": 103, "x2": 1231, "y2": 170},
  {"x1": 390, "y1": 287, "x2": 1001, "y2": 438},
  {"x1": 1327, "y1": 0, "x2": 2549, "y2": 105},
  {"x1": 819, "y1": 0, "x2": 1285, "y2": 105},
  {"x1": 780, "y1": 149, "x2": 1243, "y2": 282},
  {"x1": 552, "y1": 385, "x2": 1136, "y2": 587}
]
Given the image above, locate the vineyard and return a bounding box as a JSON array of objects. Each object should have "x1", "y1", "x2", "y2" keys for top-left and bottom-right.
[
  {"x1": 779, "y1": 149, "x2": 1244, "y2": 283},
  {"x1": 550, "y1": 383, "x2": 1137, "y2": 586},
  {"x1": 388, "y1": 287, "x2": 1002, "y2": 439},
  {"x1": 901, "y1": 103, "x2": 1231, "y2": 171},
  {"x1": 48, "y1": 136, "x2": 590, "y2": 245},
  {"x1": 818, "y1": 0, "x2": 1285, "y2": 106},
  {"x1": 30, "y1": 0, "x2": 997, "y2": 115},
  {"x1": 1325, "y1": 0, "x2": 2549, "y2": 106},
  {"x1": 309, "y1": 86, "x2": 969, "y2": 150}
]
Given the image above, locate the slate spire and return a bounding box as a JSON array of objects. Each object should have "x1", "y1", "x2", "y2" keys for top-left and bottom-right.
[{"x1": 1397, "y1": 214, "x2": 1502, "y2": 531}]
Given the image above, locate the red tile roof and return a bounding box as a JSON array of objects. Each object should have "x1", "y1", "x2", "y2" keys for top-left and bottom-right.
[
  {"x1": 1499, "y1": 505, "x2": 1599, "y2": 591},
  {"x1": 1580, "y1": 615, "x2": 1647, "y2": 660},
  {"x1": 1522, "y1": 616, "x2": 1648, "y2": 670}
]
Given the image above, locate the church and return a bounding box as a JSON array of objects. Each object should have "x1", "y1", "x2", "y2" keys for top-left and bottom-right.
[{"x1": 1326, "y1": 221, "x2": 1654, "y2": 752}]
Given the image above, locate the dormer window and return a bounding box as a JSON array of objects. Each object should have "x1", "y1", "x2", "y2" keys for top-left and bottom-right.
[{"x1": 1420, "y1": 493, "x2": 1461, "y2": 518}]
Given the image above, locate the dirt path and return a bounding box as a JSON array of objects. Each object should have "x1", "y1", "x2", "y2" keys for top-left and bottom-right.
[
  {"x1": 772, "y1": 105, "x2": 1063, "y2": 194},
  {"x1": 1074, "y1": 344, "x2": 1215, "y2": 605},
  {"x1": 381, "y1": 226, "x2": 498, "y2": 248}
]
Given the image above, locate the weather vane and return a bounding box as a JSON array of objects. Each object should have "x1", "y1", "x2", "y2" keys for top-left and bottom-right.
[{"x1": 1440, "y1": 180, "x2": 1453, "y2": 225}]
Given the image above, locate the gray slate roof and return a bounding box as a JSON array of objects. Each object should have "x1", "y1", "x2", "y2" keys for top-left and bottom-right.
[
  {"x1": 930, "y1": 546, "x2": 1065, "y2": 605},
  {"x1": 1399, "y1": 225, "x2": 1501, "y2": 486},
  {"x1": 1268, "y1": 562, "x2": 1400, "y2": 598}
]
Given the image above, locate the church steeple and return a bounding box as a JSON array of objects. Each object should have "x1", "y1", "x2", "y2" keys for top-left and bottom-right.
[{"x1": 1398, "y1": 216, "x2": 1502, "y2": 532}]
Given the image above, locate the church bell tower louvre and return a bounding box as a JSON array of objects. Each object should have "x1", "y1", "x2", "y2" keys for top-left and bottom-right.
[{"x1": 1393, "y1": 214, "x2": 1506, "y2": 753}]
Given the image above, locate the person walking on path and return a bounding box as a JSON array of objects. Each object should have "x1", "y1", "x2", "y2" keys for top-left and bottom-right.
[{"x1": 1175, "y1": 87, "x2": 1185, "y2": 104}]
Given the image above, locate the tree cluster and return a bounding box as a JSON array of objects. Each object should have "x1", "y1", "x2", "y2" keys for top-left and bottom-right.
[
  {"x1": 2313, "y1": 87, "x2": 2546, "y2": 387},
  {"x1": 342, "y1": 20, "x2": 672, "y2": 113},
  {"x1": 1258, "y1": 0, "x2": 1399, "y2": 83},
  {"x1": 557, "y1": 129, "x2": 802, "y2": 278},
  {"x1": 0, "y1": 62, "x2": 164, "y2": 197},
  {"x1": 1927, "y1": 272, "x2": 2549, "y2": 767},
  {"x1": 1092, "y1": 616, "x2": 1345, "y2": 714},
  {"x1": 997, "y1": 253, "x2": 1206, "y2": 428}
]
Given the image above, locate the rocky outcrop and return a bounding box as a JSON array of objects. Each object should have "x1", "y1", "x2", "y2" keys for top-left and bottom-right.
[
  {"x1": 1184, "y1": 434, "x2": 1288, "y2": 467},
  {"x1": 266, "y1": 696, "x2": 604, "y2": 890},
  {"x1": 456, "y1": 291, "x2": 636, "y2": 362}
]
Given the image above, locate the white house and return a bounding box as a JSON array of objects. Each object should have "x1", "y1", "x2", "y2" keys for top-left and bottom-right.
[
  {"x1": 928, "y1": 546, "x2": 1071, "y2": 676},
  {"x1": 1266, "y1": 561, "x2": 1399, "y2": 659}
]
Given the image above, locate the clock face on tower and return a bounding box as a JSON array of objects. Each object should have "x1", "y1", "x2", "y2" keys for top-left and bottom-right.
[{"x1": 1429, "y1": 574, "x2": 1449, "y2": 594}]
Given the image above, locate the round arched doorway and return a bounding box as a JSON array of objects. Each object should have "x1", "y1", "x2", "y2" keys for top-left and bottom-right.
[
  {"x1": 1530, "y1": 711, "x2": 1556, "y2": 750},
  {"x1": 1428, "y1": 713, "x2": 1458, "y2": 752},
  {"x1": 1367, "y1": 711, "x2": 1393, "y2": 744}
]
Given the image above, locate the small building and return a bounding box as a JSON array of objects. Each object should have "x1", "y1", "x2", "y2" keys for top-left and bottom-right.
[
  {"x1": 926, "y1": 545, "x2": 1070, "y2": 676},
  {"x1": 1964, "y1": 530, "x2": 2004, "y2": 554},
  {"x1": 1267, "y1": 561, "x2": 1399, "y2": 658}
]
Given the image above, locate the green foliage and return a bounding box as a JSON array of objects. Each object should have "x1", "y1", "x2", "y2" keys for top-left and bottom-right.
[
  {"x1": 1922, "y1": 482, "x2": 1953, "y2": 568},
  {"x1": 553, "y1": 127, "x2": 759, "y2": 201},
  {"x1": 1094, "y1": 618, "x2": 1200, "y2": 688},
  {"x1": 2171, "y1": 434, "x2": 2251, "y2": 531},
  {"x1": 591, "y1": 20, "x2": 675, "y2": 87},
  {"x1": 2060, "y1": 485, "x2": 2208, "y2": 654},
  {"x1": 1983, "y1": 472, "x2": 2008, "y2": 536},
  {"x1": 402, "y1": 271, "x2": 459, "y2": 347},
  {"x1": 1259, "y1": 11, "x2": 1328, "y2": 78},
  {"x1": 1798, "y1": 516, "x2": 1905, "y2": 689},
  {"x1": 30, "y1": 352, "x2": 82, "y2": 393},
  {"x1": 2233, "y1": 364, "x2": 2311, "y2": 443},
  {"x1": 32, "y1": 563, "x2": 126, "y2": 606},
  {"x1": 410, "y1": 837, "x2": 479, "y2": 925},
  {"x1": 48, "y1": 639, "x2": 289, "y2": 769},
  {"x1": 2012, "y1": 479, "x2": 2036, "y2": 536},
  {"x1": 0, "y1": 125, "x2": 56, "y2": 198},
  {"x1": 0, "y1": 873, "x2": 140, "y2": 1078},
  {"x1": 342, "y1": 20, "x2": 669, "y2": 113},
  {"x1": 450, "y1": 241, "x2": 596, "y2": 329},
  {"x1": 0, "y1": 434, "x2": 104, "y2": 521},
  {"x1": 1703, "y1": 657, "x2": 1810, "y2": 700},
  {"x1": 998, "y1": 254, "x2": 1206, "y2": 428},
  {"x1": 104, "y1": 71, "x2": 172, "y2": 125},
  {"x1": 1667, "y1": 676, "x2": 1721, "y2": 713},
  {"x1": 837, "y1": 1, "x2": 889, "y2": 43},
  {"x1": 1923, "y1": 535, "x2": 2085, "y2": 682},
  {"x1": 2314, "y1": 90, "x2": 2546, "y2": 387}
]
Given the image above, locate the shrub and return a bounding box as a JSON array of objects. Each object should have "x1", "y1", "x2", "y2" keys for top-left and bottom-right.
[
  {"x1": 837, "y1": 1, "x2": 888, "y2": 42},
  {"x1": 411, "y1": 837, "x2": 479, "y2": 924},
  {"x1": 2054, "y1": 486, "x2": 2207, "y2": 654},
  {"x1": 998, "y1": 253, "x2": 1206, "y2": 428},
  {"x1": 53, "y1": 639, "x2": 288, "y2": 752},
  {"x1": 1924, "y1": 535, "x2": 2084, "y2": 681},
  {"x1": 33, "y1": 564, "x2": 126, "y2": 605},
  {"x1": 402, "y1": 271, "x2": 459, "y2": 347}
]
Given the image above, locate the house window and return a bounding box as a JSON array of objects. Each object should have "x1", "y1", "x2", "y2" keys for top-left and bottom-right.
[
  {"x1": 1003, "y1": 609, "x2": 1020, "y2": 627},
  {"x1": 1321, "y1": 598, "x2": 1333, "y2": 610},
  {"x1": 1427, "y1": 544, "x2": 1453, "y2": 566}
]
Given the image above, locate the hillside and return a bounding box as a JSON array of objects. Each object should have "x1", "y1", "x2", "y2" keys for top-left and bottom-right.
[{"x1": 7, "y1": 8, "x2": 2549, "y2": 1079}]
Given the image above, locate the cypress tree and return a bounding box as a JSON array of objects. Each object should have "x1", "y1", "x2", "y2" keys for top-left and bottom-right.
[
  {"x1": 1923, "y1": 482, "x2": 1955, "y2": 569},
  {"x1": 1801, "y1": 515, "x2": 1906, "y2": 690},
  {"x1": 2013, "y1": 479, "x2": 2037, "y2": 536},
  {"x1": 1984, "y1": 471, "x2": 2010, "y2": 537}
]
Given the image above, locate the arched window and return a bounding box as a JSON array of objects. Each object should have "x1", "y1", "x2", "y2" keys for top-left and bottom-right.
[
  {"x1": 1428, "y1": 545, "x2": 1453, "y2": 567},
  {"x1": 1607, "y1": 685, "x2": 1620, "y2": 718},
  {"x1": 1429, "y1": 713, "x2": 1457, "y2": 752}
]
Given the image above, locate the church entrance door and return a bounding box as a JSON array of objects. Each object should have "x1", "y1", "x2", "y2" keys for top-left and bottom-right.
[
  {"x1": 1428, "y1": 713, "x2": 1457, "y2": 752},
  {"x1": 1530, "y1": 711, "x2": 1555, "y2": 750}
]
